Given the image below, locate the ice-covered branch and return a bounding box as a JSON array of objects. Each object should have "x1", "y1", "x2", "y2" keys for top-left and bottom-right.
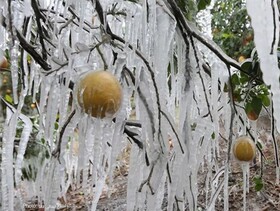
[
  {"x1": 95, "y1": 0, "x2": 165, "y2": 152},
  {"x1": 52, "y1": 109, "x2": 76, "y2": 161},
  {"x1": 166, "y1": 0, "x2": 242, "y2": 72},
  {"x1": 270, "y1": 0, "x2": 277, "y2": 54},
  {"x1": 197, "y1": 71, "x2": 213, "y2": 122},
  {"x1": 0, "y1": 10, "x2": 51, "y2": 71},
  {"x1": 7, "y1": 0, "x2": 15, "y2": 45},
  {"x1": 31, "y1": 0, "x2": 48, "y2": 60},
  {"x1": 16, "y1": 30, "x2": 51, "y2": 70}
]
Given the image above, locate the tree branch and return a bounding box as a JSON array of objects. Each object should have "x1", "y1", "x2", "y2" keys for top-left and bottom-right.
[
  {"x1": 95, "y1": 0, "x2": 165, "y2": 152},
  {"x1": 31, "y1": 0, "x2": 48, "y2": 60},
  {"x1": 166, "y1": 0, "x2": 242, "y2": 72},
  {"x1": 52, "y1": 109, "x2": 76, "y2": 161},
  {"x1": 16, "y1": 29, "x2": 51, "y2": 71}
]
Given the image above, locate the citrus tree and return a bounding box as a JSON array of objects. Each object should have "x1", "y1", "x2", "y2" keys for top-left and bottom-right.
[
  {"x1": 0, "y1": 0, "x2": 279, "y2": 210},
  {"x1": 211, "y1": 0, "x2": 254, "y2": 61}
]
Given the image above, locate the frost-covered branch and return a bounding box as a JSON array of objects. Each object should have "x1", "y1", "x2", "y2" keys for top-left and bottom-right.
[
  {"x1": 138, "y1": 163, "x2": 155, "y2": 194},
  {"x1": 197, "y1": 71, "x2": 213, "y2": 122},
  {"x1": 0, "y1": 8, "x2": 51, "y2": 71},
  {"x1": 31, "y1": 0, "x2": 48, "y2": 60},
  {"x1": 270, "y1": 0, "x2": 277, "y2": 54},
  {"x1": 95, "y1": 0, "x2": 166, "y2": 152},
  {"x1": 166, "y1": 0, "x2": 242, "y2": 72},
  {"x1": 271, "y1": 102, "x2": 279, "y2": 168},
  {"x1": 16, "y1": 29, "x2": 51, "y2": 70},
  {"x1": 7, "y1": 0, "x2": 15, "y2": 44},
  {"x1": 52, "y1": 109, "x2": 76, "y2": 161},
  {"x1": 226, "y1": 66, "x2": 266, "y2": 160}
]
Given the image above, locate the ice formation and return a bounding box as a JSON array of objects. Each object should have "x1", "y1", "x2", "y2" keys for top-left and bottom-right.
[
  {"x1": 246, "y1": 0, "x2": 280, "y2": 184},
  {"x1": 0, "y1": 0, "x2": 278, "y2": 210}
]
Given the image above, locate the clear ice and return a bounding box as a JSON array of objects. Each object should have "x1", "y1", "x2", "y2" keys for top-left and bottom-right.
[{"x1": 0, "y1": 0, "x2": 279, "y2": 210}]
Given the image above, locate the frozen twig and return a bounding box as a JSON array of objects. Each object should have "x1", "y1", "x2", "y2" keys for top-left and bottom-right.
[
  {"x1": 15, "y1": 28, "x2": 51, "y2": 70},
  {"x1": 166, "y1": 0, "x2": 242, "y2": 72},
  {"x1": 7, "y1": 0, "x2": 15, "y2": 45},
  {"x1": 95, "y1": 0, "x2": 166, "y2": 152},
  {"x1": 197, "y1": 71, "x2": 213, "y2": 122},
  {"x1": 270, "y1": 0, "x2": 277, "y2": 54},
  {"x1": 31, "y1": 0, "x2": 48, "y2": 60},
  {"x1": 166, "y1": 162, "x2": 172, "y2": 183},
  {"x1": 270, "y1": 101, "x2": 279, "y2": 168},
  {"x1": 225, "y1": 66, "x2": 266, "y2": 159},
  {"x1": 138, "y1": 164, "x2": 155, "y2": 194},
  {"x1": 161, "y1": 110, "x2": 184, "y2": 153},
  {"x1": 226, "y1": 65, "x2": 235, "y2": 163},
  {"x1": 96, "y1": 46, "x2": 108, "y2": 70},
  {"x1": 52, "y1": 109, "x2": 76, "y2": 161},
  {"x1": 111, "y1": 117, "x2": 143, "y2": 149}
]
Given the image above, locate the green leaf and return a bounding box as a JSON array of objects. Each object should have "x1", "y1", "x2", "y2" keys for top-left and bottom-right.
[
  {"x1": 253, "y1": 177, "x2": 264, "y2": 191},
  {"x1": 197, "y1": 0, "x2": 211, "y2": 11},
  {"x1": 54, "y1": 122, "x2": 59, "y2": 130},
  {"x1": 211, "y1": 132, "x2": 215, "y2": 139},
  {"x1": 221, "y1": 33, "x2": 233, "y2": 39},
  {"x1": 240, "y1": 59, "x2": 252, "y2": 73},
  {"x1": 4, "y1": 94, "x2": 13, "y2": 104},
  {"x1": 260, "y1": 95, "x2": 270, "y2": 107},
  {"x1": 223, "y1": 83, "x2": 229, "y2": 92},
  {"x1": 233, "y1": 91, "x2": 242, "y2": 102},
  {"x1": 256, "y1": 140, "x2": 263, "y2": 150},
  {"x1": 231, "y1": 73, "x2": 240, "y2": 85},
  {"x1": 191, "y1": 123, "x2": 197, "y2": 131},
  {"x1": 239, "y1": 72, "x2": 249, "y2": 84},
  {"x1": 245, "y1": 97, "x2": 262, "y2": 120}
]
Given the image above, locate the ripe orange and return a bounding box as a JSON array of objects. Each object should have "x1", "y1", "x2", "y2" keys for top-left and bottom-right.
[
  {"x1": 233, "y1": 136, "x2": 256, "y2": 162},
  {"x1": 30, "y1": 103, "x2": 36, "y2": 109},
  {"x1": 0, "y1": 56, "x2": 8, "y2": 69},
  {"x1": 238, "y1": 55, "x2": 246, "y2": 63},
  {"x1": 246, "y1": 110, "x2": 258, "y2": 121},
  {"x1": 76, "y1": 70, "x2": 122, "y2": 118}
]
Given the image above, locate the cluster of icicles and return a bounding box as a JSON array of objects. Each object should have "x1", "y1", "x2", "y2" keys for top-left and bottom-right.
[{"x1": 0, "y1": 0, "x2": 279, "y2": 210}]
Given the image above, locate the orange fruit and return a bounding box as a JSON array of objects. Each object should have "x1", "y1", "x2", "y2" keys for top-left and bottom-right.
[
  {"x1": 30, "y1": 103, "x2": 36, "y2": 109},
  {"x1": 246, "y1": 110, "x2": 258, "y2": 121},
  {"x1": 238, "y1": 55, "x2": 246, "y2": 63},
  {"x1": 233, "y1": 136, "x2": 256, "y2": 162},
  {"x1": 0, "y1": 56, "x2": 8, "y2": 69},
  {"x1": 76, "y1": 70, "x2": 122, "y2": 118}
]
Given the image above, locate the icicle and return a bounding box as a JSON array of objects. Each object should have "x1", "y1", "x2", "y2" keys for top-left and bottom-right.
[
  {"x1": 14, "y1": 114, "x2": 32, "y2": 186},
  {"x1": 246, "y1": 0, "x2": 280, "y2": 130},
  {"x1": 22, "y1": 0, "x2": 33, "y2": 17},
  {"x1": 9, "y1": 42, "x2": 19, "y2": 104},
  {"x1": 43, "y1": 159, "x2": 63, "y2": 210},
  {"x1": 126, "y1": 145, "x2": 145, "y2": 211},
  {"x1": 11, "y1": 1, "x2": 25, "y2": 30},
  {"x1": 223, "y1": 166, "x2": 229, "y2": 211},
  {"x1": 32, "y1": 64, "x2": 41, "y2": 103},
  {"x1": 108, "y1": 84, "x2": 130, "y2": 189},
  {"x1": 154, "y1": 6, "x2": 175, "y2": 106},
  {"x1": 45, "y1": 80, "x2": 60, "y2": 148},
  {"x1": 1, "y1": 108, "x2": 18, "y2": 211},
  {"x1": 241, "y1": 162, "x2": 249, "y2": 211}
]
